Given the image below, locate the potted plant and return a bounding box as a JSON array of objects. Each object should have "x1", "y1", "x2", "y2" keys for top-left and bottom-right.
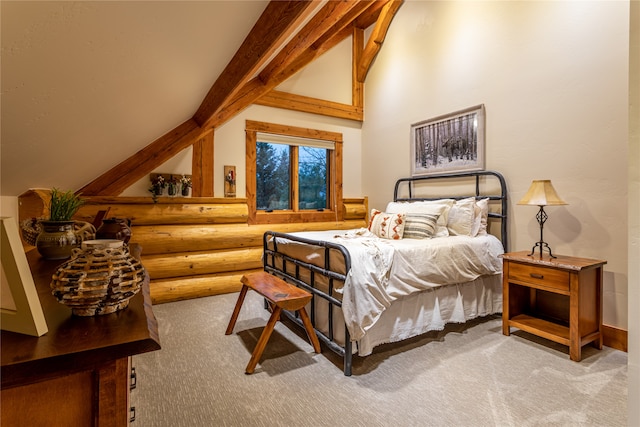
[
  {"x1": 180, "y1": 174, "x2": 192, "y2": 197},
  {"x1": 36, "y1": 188, "x2": 88, "y2": 260},
  {"x1": 149, "y1": 175, "x2": 166, "y2": 203}
]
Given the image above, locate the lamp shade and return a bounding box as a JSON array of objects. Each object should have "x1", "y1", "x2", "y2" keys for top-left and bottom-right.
[{"x1": 517, "y1": 180, "x2": 567, "y2": 206}]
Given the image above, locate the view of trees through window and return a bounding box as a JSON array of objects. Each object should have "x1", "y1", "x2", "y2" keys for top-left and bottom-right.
[{"x1": 256, "y1": 142, "x2": 328, "y2": 211}]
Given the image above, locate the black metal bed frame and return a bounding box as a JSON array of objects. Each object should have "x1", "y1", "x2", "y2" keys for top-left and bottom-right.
[{"x1": 263, "y1": 170, "x2": 508, "y2": 376}]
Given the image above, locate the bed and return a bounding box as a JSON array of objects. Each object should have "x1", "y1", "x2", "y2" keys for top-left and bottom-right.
[{"x1": 263, "y1": 170, "x2": 508, "y2": 375}]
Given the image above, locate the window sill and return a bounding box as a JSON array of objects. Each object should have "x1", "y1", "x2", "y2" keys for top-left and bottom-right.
[{"x1": 252, "y1": 210, "x2": 341, "y2": 225}]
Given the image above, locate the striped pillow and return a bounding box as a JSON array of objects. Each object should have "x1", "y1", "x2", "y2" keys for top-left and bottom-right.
[
  {"x1": 404, "y1": 213, "x2": 440, "y2": 239},
  {"x1": 368, "y1": 209, "x2": 405, "y2": 240}
]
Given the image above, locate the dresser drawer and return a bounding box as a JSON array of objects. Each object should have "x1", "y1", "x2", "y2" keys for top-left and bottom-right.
[{"x1": 508, "y1": 262, "x2": 570, "y2": 292}]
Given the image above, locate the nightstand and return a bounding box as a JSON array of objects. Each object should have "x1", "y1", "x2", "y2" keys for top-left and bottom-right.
[{"x1": 501, "y1": 251, "x2": 607, "y2": 361}]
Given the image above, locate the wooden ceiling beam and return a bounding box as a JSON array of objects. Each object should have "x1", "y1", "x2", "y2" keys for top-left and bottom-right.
[
  {"x1": 357, "y1": 0, "x2": 403, "y2": 82},
  {"x1": 192, "y1": 0, "x2": 317, "y2": 127},
  {"x1": 309, "y1": 1, "x2": 381, "y2": 50},
  {"x1": 254, "y1": 90, "x2": 363, "y2": 121},
  {"x1": 208, "y1": 24, "x2": 353, "y2": 129},
  {"x1": 352, "y1": 0, "x2": 388, "y2": 28},
  {"x1": 204, "y1": 1, "x2": 382, "y2": 129},
  {"x1": 256, "y1": 1, "x2": 366, "y2": 86}
]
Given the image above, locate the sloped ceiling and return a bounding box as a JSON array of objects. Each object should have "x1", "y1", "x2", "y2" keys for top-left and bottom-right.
[
  {"x1": 1, "y1": 1, "x2": 398, "y2": 197},
  {"x1": 1, "y1": 1, "x2": 269, "y2": 196}
]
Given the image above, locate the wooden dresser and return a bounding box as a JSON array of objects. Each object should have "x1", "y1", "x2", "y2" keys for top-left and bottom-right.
[{"x1": 1, "y1": 249, "x2": 161, "y2": 426}]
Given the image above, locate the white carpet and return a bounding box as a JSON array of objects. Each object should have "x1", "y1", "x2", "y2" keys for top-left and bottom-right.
[{"x1": 131, "y1": 292, "x2": 627, "y2": 427}]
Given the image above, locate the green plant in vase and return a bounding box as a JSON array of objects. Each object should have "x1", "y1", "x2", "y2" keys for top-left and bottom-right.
[
  {"x1": 36, "y1": 188, "x2": 89, "y2": 260},
  {"x1": 48, "y1": 188, "x2": 85, "y2": 221}
]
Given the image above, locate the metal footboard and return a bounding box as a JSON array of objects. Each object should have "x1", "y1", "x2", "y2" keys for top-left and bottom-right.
[{"x1": 263, "y1": 231, "x2": 353, "y2": 376}]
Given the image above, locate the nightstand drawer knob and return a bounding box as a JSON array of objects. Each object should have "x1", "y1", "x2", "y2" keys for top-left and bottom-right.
[{"x1": 530, "y1": 273, "x2": 544, "y2": 279}]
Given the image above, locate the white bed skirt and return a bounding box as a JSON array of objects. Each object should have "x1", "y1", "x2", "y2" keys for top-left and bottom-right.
[
  {"x1": 355, "y1": 274, "x2": 503, "y2": 356},
  {"x1": 310, "y1": 274, "x2": 503, "y2": 356}
]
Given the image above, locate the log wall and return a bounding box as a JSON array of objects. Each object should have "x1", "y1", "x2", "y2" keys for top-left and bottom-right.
[{"x1": 18, "y1": 191, "x2": 368, "y2": 304}]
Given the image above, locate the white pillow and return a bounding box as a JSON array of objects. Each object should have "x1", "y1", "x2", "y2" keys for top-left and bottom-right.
[
  {"x1": 368, "y1": 209, "x2": 406, "y2": 240},
  {"x1": 386, "y1": 200, "x2": 454, "y2": 237},
  {"x1": 447, "y1": 197, "x2": 476, "y2": 236},
  {"x1": 471, "y1": 198, "x2": 489, "y2": 236}
]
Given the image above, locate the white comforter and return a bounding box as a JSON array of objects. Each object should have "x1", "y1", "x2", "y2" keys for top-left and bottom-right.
[{"x1": 288, "y1": 229, "x2": 504, "y2": 341}]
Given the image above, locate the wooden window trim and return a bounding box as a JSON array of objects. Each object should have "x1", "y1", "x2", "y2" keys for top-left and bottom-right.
[{"x1": 246, "y1": 120, "x2": 343, "y2": 225}]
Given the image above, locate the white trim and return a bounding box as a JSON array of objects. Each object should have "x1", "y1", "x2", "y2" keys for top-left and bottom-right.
[{"x1": 256, "y1": 132, "x2": 335, "y2": 150}]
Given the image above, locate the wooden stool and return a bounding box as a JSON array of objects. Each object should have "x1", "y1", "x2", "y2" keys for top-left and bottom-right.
[{"x1": 225, "y1": 271, "x2": 321, "y2": 374}]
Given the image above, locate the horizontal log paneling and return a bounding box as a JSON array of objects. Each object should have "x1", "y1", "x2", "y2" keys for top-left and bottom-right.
[
  {"x1": 344, "y1": 197, "x2": 368, "y2": 220},
  {"x1": 18, "y1": 192, "x2": 368, "y2": 304},
  {"x1": 131, "y1": 219, "x2": 366, "y2": 255},
  {"x1": 142, "y1": 248, "x2": 263, "y2": 280},
  {"x1": 150, "y1": 270, "x2": 262, "y2": 304},
  {"x1": 76, "y1": 200, "x2": 248, "y2": 225}
]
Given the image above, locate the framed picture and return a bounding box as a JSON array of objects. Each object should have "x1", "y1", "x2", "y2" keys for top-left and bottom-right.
[
  {"x1": 1, "y1": 217, "x2": 48, "y2": 336},
  {"x1": 410, "y1": 104, "x2": 485, "y2": 176}
]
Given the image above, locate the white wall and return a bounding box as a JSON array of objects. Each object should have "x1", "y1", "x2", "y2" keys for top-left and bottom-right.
[{"x1": 362, "y1": 1, "x2": 630, "y2": 329}]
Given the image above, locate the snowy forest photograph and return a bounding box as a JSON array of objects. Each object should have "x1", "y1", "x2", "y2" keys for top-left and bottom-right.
[{"x1": 410, "y1": 105, "x2": 485, "y2": 176}]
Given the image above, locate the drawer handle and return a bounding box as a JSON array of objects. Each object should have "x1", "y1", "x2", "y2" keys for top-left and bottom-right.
[
  {"x1": 130, "y1": 367, "x2": 137, "y2": 390},
  {"x1": 530, "y1": 273, "x2": 544, "y2": 279}
]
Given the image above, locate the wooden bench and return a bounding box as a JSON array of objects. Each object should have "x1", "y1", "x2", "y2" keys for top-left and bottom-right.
[{"x1": 225, "y1": 271, "x2": 321, "y2": 374}]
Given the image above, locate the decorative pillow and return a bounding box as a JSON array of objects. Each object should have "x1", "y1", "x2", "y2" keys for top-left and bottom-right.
[
  {"x1": 385, "y1": 199, "x2": 454, "y2": 237},
  {"x1": 447, "y1": 197, "x2": 476, "y2": 236},
  {"x1": 368, "y1": 209, "x2": 405, "y2": 240},
  {"x1": 471, "y1": 198, "x2": 489, "y2": 236},
  {"x1": 403, "y1": 213, "x2": 440, "y2": 239}
]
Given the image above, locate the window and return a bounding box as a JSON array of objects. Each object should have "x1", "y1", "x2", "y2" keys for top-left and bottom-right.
[{"x1": 246, "y1": 120, "x2": 343, "y2": 225}]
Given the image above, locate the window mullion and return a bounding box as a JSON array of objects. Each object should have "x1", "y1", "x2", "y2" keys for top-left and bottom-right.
[
  {"x1": 291, "y1": 145, "x2": 299, "y2": 212},
  {"x1": 326, "y1": 150, "x2": 332, "y2": 211}
]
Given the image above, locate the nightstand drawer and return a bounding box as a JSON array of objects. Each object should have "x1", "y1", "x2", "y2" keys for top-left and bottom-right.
[{"x1": 508, "y1": 262, "x2": 570, "y2": 291}]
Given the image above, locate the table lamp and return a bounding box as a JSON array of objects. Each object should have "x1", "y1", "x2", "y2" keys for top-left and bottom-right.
[{"x1": 518, "y1": 180, "x2": 567, "y2": 258}]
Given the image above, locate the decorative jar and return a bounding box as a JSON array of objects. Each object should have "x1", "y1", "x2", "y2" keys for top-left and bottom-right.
[
  {"x1": 96, "y1": 217, "x2": 132, "y2": 243},
  {"x1": 35, "y1": 220, "x2": 95, "y2": 260},
  {"x1": 50, "y1": 239, "x2": 146, "y2": 316},
  {"x1": 35, "y1": 220, "x2": 79, "y2": 260}
]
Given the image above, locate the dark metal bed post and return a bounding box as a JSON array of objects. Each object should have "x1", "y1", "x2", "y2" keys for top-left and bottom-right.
[{"x1": 262, "y1": 231, "x2": 353, "y2": 376}]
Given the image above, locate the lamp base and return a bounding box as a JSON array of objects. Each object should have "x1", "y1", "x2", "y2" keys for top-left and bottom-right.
[{"x1": 527, "y1": 241, "x2": 557, "y2": 258}]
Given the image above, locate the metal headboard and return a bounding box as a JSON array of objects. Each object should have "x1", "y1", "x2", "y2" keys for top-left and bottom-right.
[{"x1": 393, "y1": 170, "x2": 508, "y2": 251}]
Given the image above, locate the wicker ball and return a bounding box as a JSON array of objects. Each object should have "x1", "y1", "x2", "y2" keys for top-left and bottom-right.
[{"x1": 50, "y1": 240, "x2": 145, "y2": 316}]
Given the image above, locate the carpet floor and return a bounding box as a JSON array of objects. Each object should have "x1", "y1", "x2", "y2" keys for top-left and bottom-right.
[{"x1": 131, "y1": 292, "x2": 627, "y2": 427}]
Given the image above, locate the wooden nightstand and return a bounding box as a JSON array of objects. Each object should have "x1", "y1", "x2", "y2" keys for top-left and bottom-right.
[{"x1": 501, "y1": 251, "x2": 607, "y2": 361}]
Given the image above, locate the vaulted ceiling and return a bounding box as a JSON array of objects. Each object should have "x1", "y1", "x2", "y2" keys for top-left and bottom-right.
[{"x1": 1, "y1": 1, "x2": 401, "y2": 197}]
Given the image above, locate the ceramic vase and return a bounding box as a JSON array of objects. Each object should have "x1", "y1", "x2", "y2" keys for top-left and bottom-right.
[
  {"x1": 96, "y1": 218, "x2": 132, "y2": 243},
  {"x1": 35, "y1": 220, "x2": 79, "y2": 260}
]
